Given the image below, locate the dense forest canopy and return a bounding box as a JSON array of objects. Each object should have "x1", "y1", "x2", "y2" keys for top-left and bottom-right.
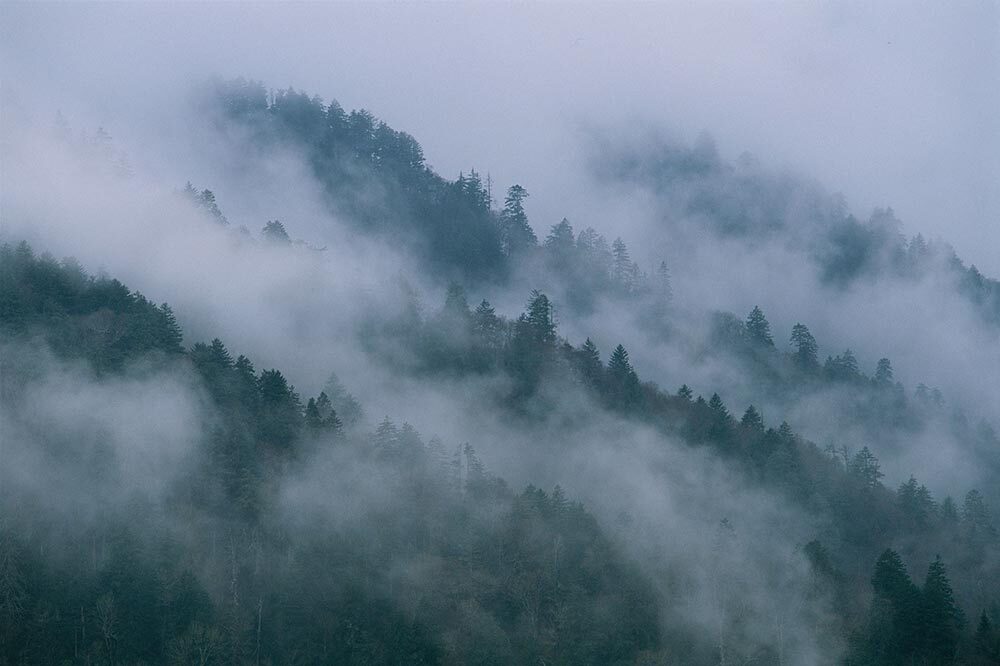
[{"x1": 1, "y1": 69, "x2": 999, "y2": 665}]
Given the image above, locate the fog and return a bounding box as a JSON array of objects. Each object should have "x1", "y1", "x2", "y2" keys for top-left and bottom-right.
[
  {"x1": 3, "y1": 2, "x2": 998, "y2": 272},
  {"x1": 1, "y1": 3, "x2": 998, "y2": 664}
]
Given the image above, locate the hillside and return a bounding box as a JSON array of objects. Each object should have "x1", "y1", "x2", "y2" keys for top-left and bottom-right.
[{"x1": 1, "y1": 74, "x2": 998, "y2": 665}]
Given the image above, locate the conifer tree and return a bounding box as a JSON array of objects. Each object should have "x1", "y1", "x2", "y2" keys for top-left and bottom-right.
[
  {"x1": 745, "y1": 306, "x2": 774, "y2": 347},
  {"x1": 607, "y1": 344, "x2": 640, "y2": 409},
  {"x1": 322, "y1": 372, "x2": 363, "y2": 428},
  {"x1": 499, "y1": 185, "x2": 536, "y2": 256},
  {"x1": 258, "y1": 369, "x2": 302, "y2": 449},
  {"x1": 869, "y1": 549, "x2": 921, "y2": 662},
  {"x1": 305, "y1": 397, "x2": 322, "y2": 430},
  {"x1": 825, "y1": 349, "x2": 860, "y2": 381},
  {"x1": 306, "y1": 392, "x2": 342, "y2": 434},
  {"x1": 707, "y1": 393, "x2": 735, "y2": 448},
  {"x1": 544, "y1": 218, "x2": 576, "y2": 266},
  {"x1": 233, "y1": 355, "x2": 259, "y2": 409},
  {"x1": 874, "y1": 357, "x2": 894, "y2": 386},
  {"x1": 576, "y1": 338, "x2": 603, "y2": 388},
  {"x1": 789, "y1": 323, "x2": 818, "y2": 370},
  {"x1": 261, "y1": 220, "x2": 291, "y2": 244},
  {"x1": 897, "y1": 476, "x2": 935, "y2": 530},
  {"x1": 708, "y1": 393, "x2": 729, "y2": 419},
  {"x1": 740, "y1": 405, "x2": 764, "y2": 431},
  {"x1": 611, "y1": 238, "x2": 632, "y2": 289},
  {"x1": 157, "y1": 304, "x2": 185, "y2": 354},
  {"x1": 607, "y1": 344, "x2": 633, "y2": 378},
  {"x1": 974, "y1": 611, "x2": 996, "y2": 661},
  {"x1": 524, "y1": 290, "x2": 556, "y2": 345},
  {"x1": 473, "y1": 299, "x2": 502, "y2": 354},
  {"x1": 921, "y1": 556, "x2": 960, "y2": 663},
  {"x1": 374, "y1": 417, "x2": 399, "y2": 456},
  {"x1": 849, "y1": 447, "x2": 884, "y2": 489}
]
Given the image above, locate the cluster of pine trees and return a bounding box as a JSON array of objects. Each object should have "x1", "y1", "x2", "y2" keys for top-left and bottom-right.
[
  {"x1": 2, "y1": 78, "x2": 999, "y2": 664},
  {"x1": 4, "y1": 238, "x2": 997, "y2": 663},
  {"x1": 602, "y1": 133, "x2": 1000, "y2": 325},
  {"x1": 1, "y1": 243, "x2": 662, "y2": 664},
  {"x1": 207, "y1": 79, "x2": 671, "y2": 312},
  {"x1": 360, "y1": 276, "x2": 1000, "y2": 663}
]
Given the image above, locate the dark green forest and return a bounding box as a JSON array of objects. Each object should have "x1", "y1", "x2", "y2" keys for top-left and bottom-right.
[
  {"x1": 1, "y1": 77, "x2": 999, "y2": 665},
  {"x1": 204, "y1": 78, "x2": 1000, "y2": 324}
]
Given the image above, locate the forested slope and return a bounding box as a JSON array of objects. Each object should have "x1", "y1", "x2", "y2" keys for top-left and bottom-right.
[
  {"x1": 1, "y1": 77, "x2": 999, "y2": 665},
  {"x1": 0, "y1": 243, "x2": 659, "y2": 664},
  {"x1": 2, "y1": 239, "x2": 998, "y2": 663}
]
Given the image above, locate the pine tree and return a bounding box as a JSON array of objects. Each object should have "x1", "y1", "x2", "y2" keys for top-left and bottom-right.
[
  {"x1": 306, "y1": 393, "x2": 341, "y2": 434},
  {"x1": 745, "y1": 306, "x2": 774, "y2": 347},
  {"x1": 708, "y1": 393, "x2": 729, "y2": 419},
  {"x1": 158, "y1": 304, "x2": 184, "y2": 354},
  {"x1": 261, "y1": 220, "x2": 291, "y2": 244},
  {"x1": 740, "y1": 405, "x2": 764, "y2": 431},
  {"x1": 608, "y1": 238, "x2": 645, "y2": 294},
  {"x1": 908, "y1": 233, "x2": 929, "y2": 268},
  {"x1": 208, "y1": 338, "x2": 233, "y2": 368},
  {"x1": 874, "y1": 358, "x2": 894, "y2": 386},
  {"x1": 825, "y1": 349, "x2": 860, "y2": 381},
  {"x1": 576, "y1": 338, "x2": 603, "y2": 388},
  {"x1": 186, "y1": 187, "x2": 229, "y2": 225},
  {"x1": 677, "y1": 384, "x2": 693, "y2": 401},
  {"x1": 455, "y1": 169, "x2": 491, "y2": 212},
  {"x1": 898, "y1": 476, "x2": 935, "y2": 530},
  {"x1": 233, "y1": 355, "x2": 259, "y2": 409},
  {"x1": 789, "y1": 323, "x2": 818, "y2": 371},
  {"x1": 849, "y1": 447, "x2": 883, "y2": 489},
  {"x1": 576, "y1": 227, "x2": 612, "y2": 283},
  {"x1": 869, "y1": 549, "x2": 921, "y2": 662},
  {"x1": 305, "y1": 398, "x2": 322, "y2": 430},
  {"x1": 974, "y1": 611, "x2": 996, "y2": 661},
  {"x1": 322, "y1": 373, "x2": 363, "y2": 428},
  {"x1": 525, "y1": 290, "x2": 556, "y2": 345},
  {"x1": 499, "y1": 184, "x2": 536, "y2": 256},
  {"x1": 611, "y1": 238, "x2": 632, "y2": 289},
  {"x1": 374, "y1": 417, "x2": 400, "y2": 455},
  {"x1": 473, "y1": 299, "x2": 502, "y2": 352},
  {"x1": 706, "y1": 394, "x2": 735, "y2": 449},
  {"x1": 607, "y1": 344, "x2": 633, "y2": 378},
  {"x1": 921, "y1": 556, "x2": 960, "y2": 663},
  {"x1": 607, "y1": 344, "x2": 640, "y2": 409},
  {"x1": 505, "y1": 291, "x2": 558, "y2": 396},
  {"x1": 258, "y1": 369, "x2": 302, "y2": 449},
  {"x1": 544, "y1": 218, "x2": 576, "y2": 267},
  {"x1": 398, "y1": 423, "x2": 424, "y2": 465}
]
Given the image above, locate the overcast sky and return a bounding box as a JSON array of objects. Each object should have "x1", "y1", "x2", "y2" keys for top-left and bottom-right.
[{"x1": 3, "y1": 1, "x2": 998, "y2": 273}]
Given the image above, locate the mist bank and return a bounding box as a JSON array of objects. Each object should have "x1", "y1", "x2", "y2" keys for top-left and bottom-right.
[
  {"x1": 0, "y1": 241, "x2": 843, "y2": 663},
  {"x1": 2, "y1": 66, "x2": 999, "y2": 663},
  {"x1": 4, "y1": 74, "x2": 1000, "y2": 505},
  {"x1": 4, "y1": 237, "x2": 1000, "y2": 663},
  {"x1": 3, "y1": 2, "x2": 997, "y2": 273}
]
